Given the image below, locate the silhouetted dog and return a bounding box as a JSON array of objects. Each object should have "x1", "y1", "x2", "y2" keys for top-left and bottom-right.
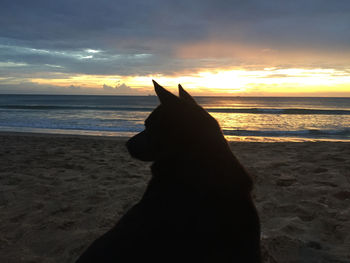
[{"x1": 76, "y1": 81, "x2": 261, "y2": 262}]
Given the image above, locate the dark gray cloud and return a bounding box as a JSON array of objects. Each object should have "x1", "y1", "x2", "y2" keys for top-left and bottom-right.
[
  {"x1": 0, "y1": 82, "x2": 87, "y2": 95},
  {"x1": 0, "y1": 82, "x2": 149, "y2": 95},
  {"x1": 1, "y1": 0, "x2": 350, "y2": 78}
]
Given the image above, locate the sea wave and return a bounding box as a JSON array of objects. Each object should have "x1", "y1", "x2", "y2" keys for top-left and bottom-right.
[
  {"x1": 208, "y1": 108, "x2": 350, "y2": 115},
  {"x1": 0, "y1": 105, "x2": 155, "y2": 112},
  {"x1": 222, "y1": 128, "x2": 350, "y2": 139},
  {"x1": 0, "y1": 122, "x2": 143, "y2": 133},
  {"x1": 1, "y1": 104, "x2": 350, "y2": 115}
]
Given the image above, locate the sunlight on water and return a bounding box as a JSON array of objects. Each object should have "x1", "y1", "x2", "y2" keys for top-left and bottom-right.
[{"x1": 212, "y1": 112, "x2": 350, "y2": 132}]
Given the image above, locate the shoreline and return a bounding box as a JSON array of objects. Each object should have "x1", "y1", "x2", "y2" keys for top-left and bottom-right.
[
  {"x1": 1, "y1": 129, "x2": 349, "y2": 143},
  {"x1": 0, "y1": 133, "x2": 350, "y2": 262},
  {"x1": 0, "y1": 130, "x2": 131, "y2": 141}
]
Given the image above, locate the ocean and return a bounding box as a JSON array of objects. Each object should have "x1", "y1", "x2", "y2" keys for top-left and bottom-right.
[{"x1": 0, "y1": 95, "x2": 349, "y2": 141}]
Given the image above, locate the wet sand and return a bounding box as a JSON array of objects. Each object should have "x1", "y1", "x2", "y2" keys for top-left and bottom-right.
[{"x1": 0, "y1": 132, "x2": 349, "y2": 262}]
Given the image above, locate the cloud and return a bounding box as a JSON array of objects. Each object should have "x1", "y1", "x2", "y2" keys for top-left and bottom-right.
[
  {"x1": 102, "y1": 83, "x2": 141, "y2": 94},
  {"x1": 0, "y1": 0, "x2": 350, "y2": 81},
  {"x1": 2, "y1": 0, "x2": 349, "y2": 49},
  {"x1": 0, "y1": 82, "x2": 82, "y2": 94},
  {"x1": 0, "y1": 82, "x2": 147, "y2": 95}
]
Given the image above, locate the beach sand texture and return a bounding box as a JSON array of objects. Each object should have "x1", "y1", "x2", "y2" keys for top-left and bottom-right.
[{"x1": 0, "y1": 133, "x2": 349, "y2": 263}]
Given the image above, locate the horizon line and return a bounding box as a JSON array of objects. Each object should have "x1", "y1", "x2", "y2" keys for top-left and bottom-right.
[{"x1": 1, "y1": 93, "x2": 350, "y2": 98}]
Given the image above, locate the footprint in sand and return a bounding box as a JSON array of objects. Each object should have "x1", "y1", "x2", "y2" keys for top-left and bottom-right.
[
  {"x1": 333, "y1": 191, "x2": 350, "y2": 200},
  {"x1": 313, "y1": 167, "x2": 328, "y2": 173}
]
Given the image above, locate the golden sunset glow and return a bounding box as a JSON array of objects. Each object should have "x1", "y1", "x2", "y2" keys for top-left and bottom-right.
[{"x1": 27, "y1": 67, "x2": 350, "y2": 96}]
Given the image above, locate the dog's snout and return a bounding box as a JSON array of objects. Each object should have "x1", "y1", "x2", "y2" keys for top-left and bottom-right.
[{"x1": 126, "y1": 131, "x2": 155, "y2": 162}]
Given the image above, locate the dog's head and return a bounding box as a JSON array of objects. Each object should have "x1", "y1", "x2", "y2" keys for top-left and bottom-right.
[{"x1": 126, "y1": 80, "x2": 227, "y2": 162}]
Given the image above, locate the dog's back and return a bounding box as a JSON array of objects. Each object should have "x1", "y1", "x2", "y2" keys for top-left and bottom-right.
[{"x1": 76, "y1": 81, "x2": 261, "y2": 263}]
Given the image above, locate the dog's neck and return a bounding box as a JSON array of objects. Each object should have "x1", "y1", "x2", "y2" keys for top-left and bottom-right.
[{"x1": 150, "y1": 143, "x2": 253, "y2": 196}]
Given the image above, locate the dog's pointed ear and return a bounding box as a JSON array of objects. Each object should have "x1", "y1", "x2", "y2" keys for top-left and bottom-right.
[
  {"x1": 153, "y1": 80, "x2": 179, "y2": 105},
  {"x1": 178, "y1": 84, "x2": 197, "y2": 105}
]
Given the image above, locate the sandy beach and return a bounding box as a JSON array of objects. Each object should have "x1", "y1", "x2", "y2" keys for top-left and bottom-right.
[{"x1": 0, "y1": 132, "x2": 349, "y2": 263}]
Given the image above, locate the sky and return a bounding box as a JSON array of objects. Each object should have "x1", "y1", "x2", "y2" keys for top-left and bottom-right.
[{"x1": 1, "y1": 0, "x2": 350, "y2": 96}]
